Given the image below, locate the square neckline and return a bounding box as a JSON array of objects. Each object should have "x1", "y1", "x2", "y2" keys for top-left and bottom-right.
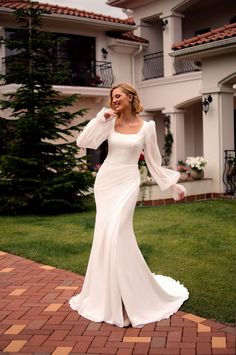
[{"x1": 113, "y1": 120, "x2": 145, "y2": 135}]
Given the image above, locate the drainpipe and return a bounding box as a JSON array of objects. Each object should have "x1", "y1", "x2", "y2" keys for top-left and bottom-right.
[{"x1": 131, "y1": 45, "x2": 143, "y2": 86}]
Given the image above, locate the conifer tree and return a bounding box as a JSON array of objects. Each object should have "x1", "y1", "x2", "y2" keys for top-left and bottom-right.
[{"x1": 0, "y1": 3, "x2": 94, "y2": 214}]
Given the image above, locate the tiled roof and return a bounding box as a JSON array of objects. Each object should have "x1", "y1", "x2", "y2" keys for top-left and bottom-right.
[
  {"x1": 0, "y1": 0, "x2": 135, "y2": 26},
  {"x1": 106, "y1": 31, "x2": 149, "y2": 44},
  {"x1": 172, "y1": 23, "x2": 236, "y2": 50}
]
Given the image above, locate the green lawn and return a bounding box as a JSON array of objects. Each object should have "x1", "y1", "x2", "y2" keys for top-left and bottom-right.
[{"x1": 0, "y1": 199, "x2": 235, "y2": 325}]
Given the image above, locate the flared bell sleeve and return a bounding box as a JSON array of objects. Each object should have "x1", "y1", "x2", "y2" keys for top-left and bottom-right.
[
  {"x1": 76, "y1": 107, "x2": 115, "y2": 149},
  {"x1": 144, "y1": 121, "x2": 186, "y2": 199}
]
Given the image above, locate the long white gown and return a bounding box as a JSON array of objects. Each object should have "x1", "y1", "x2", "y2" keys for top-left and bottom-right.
[{"x1": 69, "y1": 108, "x2": 189, "y2": 328}]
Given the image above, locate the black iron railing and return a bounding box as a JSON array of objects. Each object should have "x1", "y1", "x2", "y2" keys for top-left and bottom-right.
[
  {"x1": 223, "y1": 150, "x2": 236, "y2": 195},
  {"x1": 142, "y1": 51, "x2": 164, "y2": 80},
  {"x1": 95, "y1": 61, "x2": 114, "y2": 88},
  {"x1": 62, "y1": 61, "x2": 114, "y2": 88},
  {"x1": 174, "y1": 58, "x2": 201, "y2": 74},
  {"x1": 1, "y1": 56, "x2": 114, "y2": 88}
]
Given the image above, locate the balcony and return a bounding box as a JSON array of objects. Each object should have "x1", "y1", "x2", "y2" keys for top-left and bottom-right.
[
  {"x1": 63, "y1": 61, "x2": 114, "y2": 88},
  {"x1": 142, "y1": 51, "x2": 202, "y2": 80},
  {"x1": 142, "y1": 51, "x2": 164, "y2": 80},
  {"x1": 174, "y1": 58, "x2": 202, "y2": 75},
  {"x1": 1, "y1": 56, "x2": 114, "y2": 88}
]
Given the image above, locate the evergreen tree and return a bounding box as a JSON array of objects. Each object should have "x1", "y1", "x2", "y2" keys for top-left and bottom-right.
[{"x1": 0, "y1": 3, "x2": 94, "y2": 214}]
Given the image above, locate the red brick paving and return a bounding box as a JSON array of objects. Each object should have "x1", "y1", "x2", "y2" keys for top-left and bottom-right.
[{"x1": 0, "y1": 252, "x2": 235, "y2": 354}]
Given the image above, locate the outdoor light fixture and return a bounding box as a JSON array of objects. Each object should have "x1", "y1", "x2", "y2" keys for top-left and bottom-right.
[
  {"x1": 101, "y1": 48, "x2": 108, "y2": 60},
  {"x1": 160, "y1": 18, "x2": 168, "y2": 30},
  {"x1": 202, "y1": 95, "x2": 213, "y2": 114}
]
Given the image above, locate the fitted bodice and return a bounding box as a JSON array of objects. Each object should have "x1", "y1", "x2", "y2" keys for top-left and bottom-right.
[{"x1": 105, "y1": 123, "x2": 146, "y2": 165}]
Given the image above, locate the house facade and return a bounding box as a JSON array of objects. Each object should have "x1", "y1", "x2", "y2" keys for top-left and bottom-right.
[
  {"x1": 108, "y1": 0, "x2": 236, "y2": 199},
  {"x1": 0, "y1": 0, "x2": 235, "y2": 201},
  {"x1": 0, "y1": 0, "x2": 148, "y2": 168}
]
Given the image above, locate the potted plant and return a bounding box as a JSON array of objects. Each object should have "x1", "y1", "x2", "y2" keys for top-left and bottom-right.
[
  {"x1": 89, "y1": 74, "x2": 103, "y2": 87},
  {"x1": 177, "y1": 160, "x2": 189, "y2": 181},
  {"x1": 186, "y1": 156, "x2": 208, "y2": 179}
]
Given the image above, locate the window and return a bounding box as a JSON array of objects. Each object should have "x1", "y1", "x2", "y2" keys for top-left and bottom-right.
[
  {"x1": 4, "y1": 29, "x2": 96, "y2": 86},
  {"x1": 56, "y1": 34, "x2": 96, "y2": 85}
]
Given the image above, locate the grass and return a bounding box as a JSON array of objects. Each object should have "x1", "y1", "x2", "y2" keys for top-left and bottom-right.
[{"x1": 0, "y1": 199, "x2": 235, "y2": 325}]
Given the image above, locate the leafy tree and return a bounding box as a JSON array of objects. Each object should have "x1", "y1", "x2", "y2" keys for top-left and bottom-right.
[{"x1": 0, "y1": 3, "x2": 94, "y2": 214}]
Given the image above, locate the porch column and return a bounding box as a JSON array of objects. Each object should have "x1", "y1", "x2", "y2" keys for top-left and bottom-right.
[
  {"x1": 202, "y1": 87, "x2": 234, "y2": 193},
  {"x1": 140, "y1": 111, "x2": 154, "y2": 122},
  {"x1": 161, "y1": 13, "x2": 183, "y2": 77},
  {"x1": 163, "y1": 110, "x2": 186, "y2": 169}
]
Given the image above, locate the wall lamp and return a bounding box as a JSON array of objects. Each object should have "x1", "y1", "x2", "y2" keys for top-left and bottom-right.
[
  {"x1": 202, "y1": 95, "x2": 213, "y2": 114},
  {"x1": 160, "y1": 18, "x2": 168, "y2": 30},
  {"x1": 101, "y1": 47, "x2": 108, "y2": 60}
]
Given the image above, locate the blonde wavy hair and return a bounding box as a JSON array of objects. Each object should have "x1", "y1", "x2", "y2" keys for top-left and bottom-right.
[{"x1": 109, "y1": 83, "x2": 143, "y2": 115}]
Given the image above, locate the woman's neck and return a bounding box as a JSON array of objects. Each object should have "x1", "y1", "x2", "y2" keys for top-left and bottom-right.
[{"x1": 119, "y1": 109, "x2": 137, "y2": 122}]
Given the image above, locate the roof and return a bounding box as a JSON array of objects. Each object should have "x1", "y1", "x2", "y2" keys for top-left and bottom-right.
[
  {"x1": 0, "y1": 0, "x2": 135, "y2": 26},
  {"x1": 106, "y1": 31, "x2": 149, "y2": 44},
  {"x1": 172, "y1": 22, "x2": 236, "y2": 50}
]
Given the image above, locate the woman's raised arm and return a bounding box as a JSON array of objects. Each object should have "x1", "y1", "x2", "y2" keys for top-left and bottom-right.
[{"x1": 76, "y1": 107, "x2": 116, "y2": 149}]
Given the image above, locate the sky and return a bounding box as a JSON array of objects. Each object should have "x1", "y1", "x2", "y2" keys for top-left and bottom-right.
[{"x1": 39, "y1": 0, "x2": 127, "y2": 18}]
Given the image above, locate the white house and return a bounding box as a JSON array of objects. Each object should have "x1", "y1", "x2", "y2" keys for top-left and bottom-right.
[
  {"x1": 0, "y1": 0, "x2": 235, "y2": 203},
  {"x1": 0, "y1": 0, "x2": 148, "y2": 169},
  {"x1": 108, "y1": 0, "x2": 236, "y2": 202}
]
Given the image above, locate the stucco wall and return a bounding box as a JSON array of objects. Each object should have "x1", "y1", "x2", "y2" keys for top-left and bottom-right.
[
  {"x1": 185, "y1": 103, "x2": 203, "y2": 157},
  {"x1": 140, "y1": 20, "x2": 163, "y2": 54},
  {"x1": 138, "y1": 72, "x2": 202, "y2": 112},
  {"x1": 202, "y1": 53, "x2": 236, "y2": 89}
]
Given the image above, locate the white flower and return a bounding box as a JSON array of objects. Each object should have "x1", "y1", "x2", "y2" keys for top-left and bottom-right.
[{"x1": 186, "y1": 156, "x2": 208, "y2": 172}]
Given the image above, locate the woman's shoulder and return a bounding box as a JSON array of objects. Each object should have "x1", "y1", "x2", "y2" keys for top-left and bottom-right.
[
  {"x1": 143, "y1": 120, "x2": 155, "y2": 126},
  {"x1": 142, "y1": 120, "x2": 156, "y2": 138},
  {"x1": 143, "y1": 120, "x2": 155, "y2": 130}
]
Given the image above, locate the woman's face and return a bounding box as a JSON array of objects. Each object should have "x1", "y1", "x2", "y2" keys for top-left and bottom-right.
[{"x1": 111, "y1": 87, "x2": 131, "y2": 113}]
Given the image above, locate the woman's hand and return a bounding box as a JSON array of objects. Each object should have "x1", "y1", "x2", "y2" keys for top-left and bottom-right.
[
  {"x1": 96, "y1": 107, "x2": 118, "y2": 122},
  {"x1": 104, "y1": 109, "x2": 118, "y2": 120},
  {"x1": 170, "y1": 184, "x2": 186, "y2": 201}
]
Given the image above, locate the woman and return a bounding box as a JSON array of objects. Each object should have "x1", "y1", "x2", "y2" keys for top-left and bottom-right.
[{"x1": 69, "y1": 83, "x2": 189, "y2": 328}]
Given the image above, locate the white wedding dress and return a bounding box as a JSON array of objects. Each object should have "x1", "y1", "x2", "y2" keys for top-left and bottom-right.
[{"x1": 69, "y1": 108, "x2": 189, "y2": 328}]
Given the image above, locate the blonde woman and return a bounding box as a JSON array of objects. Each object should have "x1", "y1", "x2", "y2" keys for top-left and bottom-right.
[{"x1": 69, "y1": 83, "x2": 188, "y2": 328}]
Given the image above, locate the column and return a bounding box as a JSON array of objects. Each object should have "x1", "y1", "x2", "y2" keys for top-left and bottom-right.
[
  {"x1": 140, "y1": 111, "x2": 154, "y2": 122},
  {"x1": 163, "y1": 109, "x2": 186, "y2": 169},
  {"x1": 161, "y1": 12, "x2": 183, "y2": 77},
  {"x1": 202, "y1": 87, "x2": 234, "y2": 193}
]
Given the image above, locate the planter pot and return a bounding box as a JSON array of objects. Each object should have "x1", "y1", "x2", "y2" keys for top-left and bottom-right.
[
  {"x1": 179, "y1": 172, "x2": 189, "y2": 181},
  {"x1": 191, "y1": 170, "x2": 204, "y2": 180}
]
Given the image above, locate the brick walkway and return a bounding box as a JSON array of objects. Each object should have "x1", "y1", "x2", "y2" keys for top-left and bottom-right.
[{"x1": 0, "y1": 251, "x2": 235, "y2": 355}]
